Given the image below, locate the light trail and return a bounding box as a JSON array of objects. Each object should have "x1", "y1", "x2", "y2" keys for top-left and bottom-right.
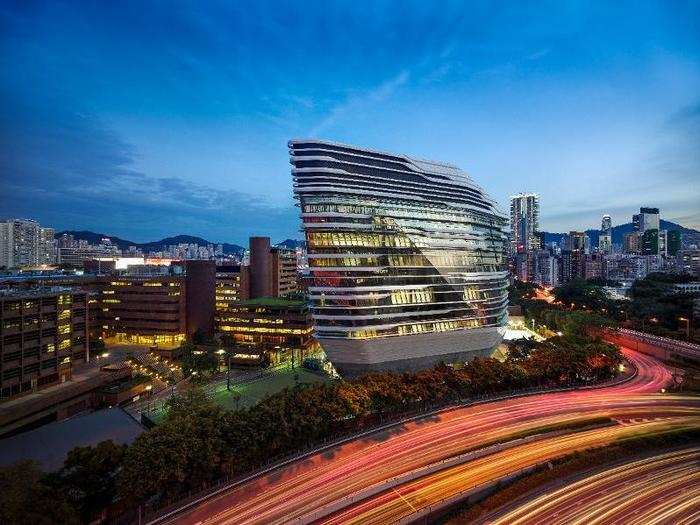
[
  {"x1": 167, "y1": 349, "x2": 700, "y2": 525},
  {"x1": 319, "y1": 419, "x2": 700, "y2": 524},
  {"x1": 484, "y1": 448, "x2": 700, "y2": 525}
]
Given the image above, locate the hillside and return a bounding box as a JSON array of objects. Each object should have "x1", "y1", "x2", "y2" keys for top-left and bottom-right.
[
  {"x1": 56, "y1": 231, "x2": 245, "y2": 255},
  {"x1": 543, "y1": 220, "x2": 699, "y2": 248},
  {"x1": 275, "y1": 239, "x2": 306, "y2": 249}
]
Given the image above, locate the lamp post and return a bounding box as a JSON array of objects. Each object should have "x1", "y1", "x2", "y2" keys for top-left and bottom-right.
[
  {"x1": 215, "y1": 348, "x2": 232, "y2": 390},
  {"x1": 227, "y1": 351, "x2": 232, "y2": 391},
  {"x1": 679, "y1": 317, "x2": 690, "y2": 341}
]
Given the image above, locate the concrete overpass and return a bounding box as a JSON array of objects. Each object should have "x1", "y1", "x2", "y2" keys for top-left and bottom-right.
[{"x1": 605, "y1": 329, "x2": 700, "y2": 365}]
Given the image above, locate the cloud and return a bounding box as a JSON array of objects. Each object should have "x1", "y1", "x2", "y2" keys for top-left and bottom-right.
[
  {"x1": 0, "y1": 90, "x2": 297, "y2": 243},
  {"x1": 308, "y1": 70, "x2": 410, "y2": 137}
]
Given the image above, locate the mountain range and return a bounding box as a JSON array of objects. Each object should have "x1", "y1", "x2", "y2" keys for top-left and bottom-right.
[
  {"x1": 542, "y1": 220, "x2": 699, "y2": 248},
  {"x1": 57, "y1": 219, "x2": 697, "y2": 256},
  {"x1": 56, "y1": 231, "x2": 247, "y2": 255}
]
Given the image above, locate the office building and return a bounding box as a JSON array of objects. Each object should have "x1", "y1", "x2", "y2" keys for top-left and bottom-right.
[
  {"x1": 1, "y1": 288, "x2": 89, "y2": 399},
  {"x1": 0, "y1": 219, "x2": 56, "y2": 269},
  {"x1": 667, "y1": 230, "x2": 682, "y2": 257},
  {"x1": 214, "y1": 236, "x2": 300, "y2": 340},
  {"x1": 97, "y1": 261, "x2": 215, "y2": 349},
  {"x1": 249, "y1": 237, "x2": 299, "y2": 298},
  {"x1": 558, "y1": 231, "x2": 587, "y2": 283},
  {"x1": 638, "y1": 207, "x2": 660, "y2": 232},
  {"x1": 598, "y1": 214, "x2": 612, "y2": 254},
  {"x1": 291, "y1": 139, "x2": 509, "y2": 376},
  {"x1": 641, "y1": 229, "x2": 659, "y2": 255},
  {"x1": 569, "y1": 231, "x2": 587, "y2": 252},
  {"x1": 216, "y1": 265, "x2": 250, "y2": 306},
  {"x1": 216, "y1": 297, "x2": 313, "y2": 365}
]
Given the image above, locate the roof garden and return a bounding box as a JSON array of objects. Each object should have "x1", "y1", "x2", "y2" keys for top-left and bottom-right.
[{"x1": 236, "y1": 296, "x2": 307, "y2": 308}]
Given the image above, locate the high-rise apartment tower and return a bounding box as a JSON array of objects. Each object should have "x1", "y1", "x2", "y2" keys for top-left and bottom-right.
[{"x1": 510, "y1": 193, "x2": 540, "y2": 281}]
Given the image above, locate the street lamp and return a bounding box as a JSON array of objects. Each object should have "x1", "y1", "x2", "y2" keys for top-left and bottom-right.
[
  {"x1": 216, "y1": 348, "x2": 233, "y2": 391},
  {"x1": 679, "y1": 317, "x2": 690, "y2": 341}
]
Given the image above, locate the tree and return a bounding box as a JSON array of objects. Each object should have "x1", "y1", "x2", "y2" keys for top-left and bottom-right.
[
  {"x1": 179, "y1": 341, "x2": 219, "y2": 379},
  {"x1": 118, "y1": 389, "x2": 228, "y2": 505},
  {"x1": 508, "y1": 280, "x2": 540, "y2": 305},
  {"x1": 51, "y1": 440, "x2": 127, "y2": 523},
  {"x1": 0, "y1": 461, "x2": 79, "y2": 525},
  {"x1": 90, "y1": 337, "x2": 106, "y2": 354},
  {"x1": 629, "y1": 273, "x2": 695, "y2": 338}
]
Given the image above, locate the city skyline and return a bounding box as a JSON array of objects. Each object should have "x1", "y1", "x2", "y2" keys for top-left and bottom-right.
[{"x1": 2, "y1": 1, "x2": 699, "y2": 243}]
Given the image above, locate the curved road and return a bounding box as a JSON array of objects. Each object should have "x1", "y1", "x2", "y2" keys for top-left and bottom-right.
[
  {"x1": 484, "y1": 448, "x2": 700, "y2": 525},
  {"x1": 163, "y1": 349, "x2": 699, "y2": 525}
]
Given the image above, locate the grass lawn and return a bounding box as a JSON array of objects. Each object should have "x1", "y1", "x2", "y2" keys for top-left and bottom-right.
[
  {"x1": 211, "y1": 367, "x2": 331, "y2": 410},
  {"x1": 142, "y1": 366, "x2": 332, "y2": 425}
]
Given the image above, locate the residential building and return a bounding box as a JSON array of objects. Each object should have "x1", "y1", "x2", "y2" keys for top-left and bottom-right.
[
  {"x1": 677, "y1": 249, "x2": 700, "y2": 277},
  {"x1": 291, "y1": 139, "x2": 509, "y2": 376},
  {"x1": 58, "y1": 243, "x2": 120, "y2": 267},
  {"x1": 623, "y1": 232, "x2": 640, "y2": 254},
  {"x1": 509, "y1": 193, "x2": 540, "y2": 282},
  {"x1": 510, "y1": 193, "x2": 539, "y2": 254},
  {"x1": 584, "y1": 253, "x2": 603, "y2": 279},
  {"x1": 672, "y1": 282, "x2": 700, "y2": 295},
  {"x1": 559, "y1": 231, "x2": 586, "y2": 283},
  {"x1": 0, "y1": 219, "x2": 56, "y2": 268},
  {"x1": 658, "y1": 229, "x2": 668, "y2": 257},
  {"x1": 1, "y1": 288, "x2": 89, "y2": 399},
  {"x1": 536, "y1": 250, "x2": 559, "y2": 287}
]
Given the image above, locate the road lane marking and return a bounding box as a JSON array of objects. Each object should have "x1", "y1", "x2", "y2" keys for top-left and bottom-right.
[{"x1": 393, "y1": 488, "x2": 417, "y2": 512}]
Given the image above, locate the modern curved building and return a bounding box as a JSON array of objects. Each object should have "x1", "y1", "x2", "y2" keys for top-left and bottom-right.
[{"x1": 290, "y1": 140, "x2": 509, "y2": 376}]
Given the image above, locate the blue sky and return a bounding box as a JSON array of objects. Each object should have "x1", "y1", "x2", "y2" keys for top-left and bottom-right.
[{"x1": 1, "y1": 1, "x2": 698, "y2": 243}]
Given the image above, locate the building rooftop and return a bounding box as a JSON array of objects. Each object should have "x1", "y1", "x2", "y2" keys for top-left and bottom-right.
[
  {"x1": 0, "y1": 286, "x2": 79, "y2": 299},
  {"x1": 0, "y1": 408, "x2": 144, "y2": 471},
  {"x1": 237, "y1": 296, "x2": 307, "y2": 308}
]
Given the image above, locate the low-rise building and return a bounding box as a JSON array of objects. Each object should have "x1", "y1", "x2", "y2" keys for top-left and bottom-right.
[
  {"x1": 1, "y1": 288, "x2": 89, "y2": 399},
  {"x1": 97, "y1": 260, "x2": 216, "y2": 349},
  {"x1": 217, "y1": 296, "x2": 313, "y2": 364},
  {"x1": 677, "y1": 249, "x2": 700, "y2": 277}
]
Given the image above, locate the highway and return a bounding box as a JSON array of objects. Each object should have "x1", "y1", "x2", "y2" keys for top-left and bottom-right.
[
  {"x1": 484, "y1": 448, "x2": 700, "y2": 525},
  {"x1": 161, "y1": 349, "x2": 700, "y2": 525}
]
